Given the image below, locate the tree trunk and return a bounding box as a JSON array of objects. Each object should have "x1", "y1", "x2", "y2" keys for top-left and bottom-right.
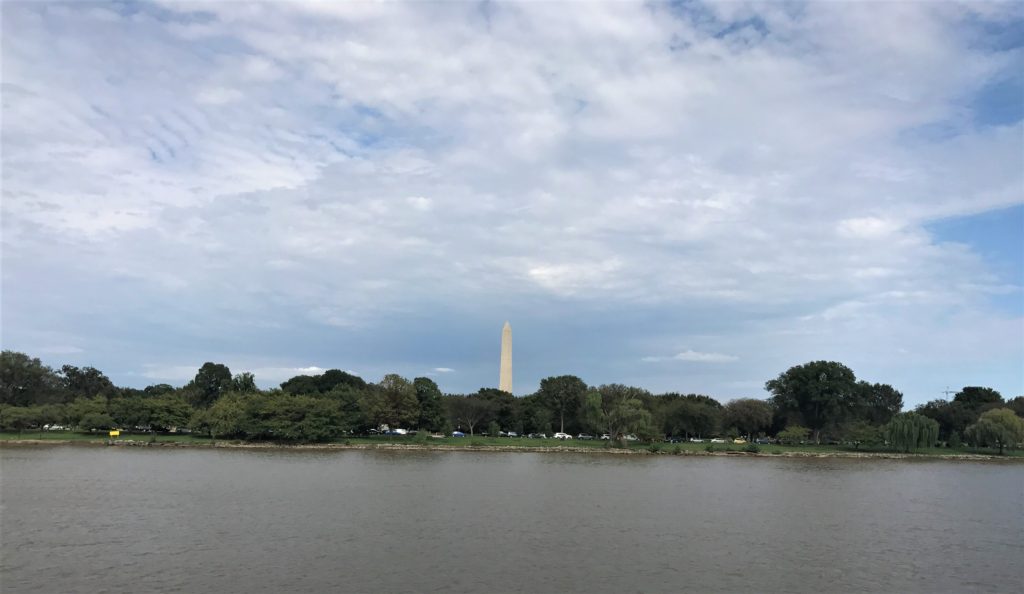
[{"x1": 560, "y1": 411, "x2": 565, "y2": 434}]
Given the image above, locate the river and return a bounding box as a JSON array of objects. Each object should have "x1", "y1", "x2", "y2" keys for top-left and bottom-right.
[{"x1": 1, "y1": 446, "x2": 1021, "y2": 593}]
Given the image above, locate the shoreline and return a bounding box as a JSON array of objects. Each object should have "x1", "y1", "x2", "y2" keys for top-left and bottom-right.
[{"x1": 1, "y1": 438, "x2": 1019, "y2": 461}]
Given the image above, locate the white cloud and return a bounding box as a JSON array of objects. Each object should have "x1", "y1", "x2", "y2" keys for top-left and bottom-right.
[
  {"x1": 643, "y1": 350, "x2": 739, "y2": 364},
  {"x1": 1, "y1": 1, "x2": 1021, "y2": 400},
  {"x1": 433, "y1": 367, "x2": 455, "y2": 373}
]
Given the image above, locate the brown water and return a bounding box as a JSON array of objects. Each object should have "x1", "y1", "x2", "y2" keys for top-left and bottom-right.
[{"x1": 1, "y1": 446, "x2": 1022, "y2": 593}]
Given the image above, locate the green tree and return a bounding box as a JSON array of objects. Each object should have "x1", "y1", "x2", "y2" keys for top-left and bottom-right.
[
  {"x1": 584, "y1": 384, "x2": 652, "y2": 446},
  {"x1": 953, "y1": 386, "x2": 1003, "y2": 410},
  {"x1": 0, "y1": 351, "x2": 65, "y2": 406},
  {"x1": 362, "y1": 374, "x2": 419, "y2": 429},
  {"x1": 67, "y1": 396, "x2": 108, "y2": 428},
  {"x1": 916, "y1": 399, "x2": 976, "y2": 441},
  {"x1": 186, "y1": 363, "x2": 233, "y2": 408},
  {"x1": 722, "y1": 398, "x2": 773, "y2": 439},
  {"x1": 662, "y1": 395, "x2": 722, "y2": 438},
  {"x1": 149, "y1": 394, "x2": 192, "y2": 433},
  {"x1": 765, "y1": 361, "x2": 858, "y2": 443},
  {"x1": 79, "y1": 412, "x2": 116, "y2": 432},
  {"x1": 232, "y1": 372, "x2": 258, "y2": 393},
  {"x1": 445, "y1": 395, "x2": 494, "y2": 435},
  {"x1": 840, "y1": 420, "x2": 881, "y2": 449},
  {"x1": 884, "y1": 412, "x2": 939, "y2": 453},
  {"x1": 414, "y1": 377, "x2": 445, "y2": 431},
  {"x1": 538, "y1": 375, "x2": 587, "y2": 434},
  {"x1": 1, "y1": 406, "x2": 36, "y2": 434},
  {"x1": 965, "y1": 408, "x2": 1024, "y2": 455},
  {"x1": 60, "y1": 365, "x2": 115, "y2": 400},
  {"x1": 1006, "y1": 397, "x2": 1024, "y2": 418},
  {"x1": 854, "y1": 382, "x2": 903, "y2": 425},
  {"x1": 776, "y1": 425, "x2": 810, "y2": 445}
]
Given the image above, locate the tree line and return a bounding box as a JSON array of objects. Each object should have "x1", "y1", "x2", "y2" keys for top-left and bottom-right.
[{"x1": 1, "y1": 351, "x2": 1021, "y2": 452}]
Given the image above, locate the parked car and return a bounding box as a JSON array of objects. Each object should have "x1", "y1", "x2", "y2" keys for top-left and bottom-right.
[
  {"x1": 507, "y1": 431, "x2": 518, "y2": 438},
  {"x1": 710, "y1": 438, "x2": 727, "y2": 443},
  {"x1": 576, "y1": 433, "x2": 595, "y2": 440},
  {"x1": 527, "y1": 433, "x2": 546, "y2": 439},
  {"x1": 553, "y1": 432, "x2": 573, "y2": 439},
  {"x1": 689, "y1": 438, "x2": 704, "y2": 443},
  {"x1": 664, "y1": 436, "x2": 684, "y2": 443},
  {"x1": 600, "y1": 434, "x2": 610, "y2": 440},
  {"x1": 733, "y1": 438, "x2": 747, "y2": 444},
  {"x1": 451, "y1": 431, "x2": 466, "y2": 437},
  {"x1": 754, "y1": 437, "x2": 772, "y2": 445}
]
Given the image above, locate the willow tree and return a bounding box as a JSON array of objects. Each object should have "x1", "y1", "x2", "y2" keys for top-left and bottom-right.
[
  {"x1": 965, "y1": 408, "x2": 1024, "y2": 455},
  {"x1": 884, "y1": 412, "x2": 939, "y2": 453}
]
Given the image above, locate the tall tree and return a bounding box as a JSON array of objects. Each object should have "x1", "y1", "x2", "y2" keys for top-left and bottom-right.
[
  {"x1": 187, "y1": 363, "x2": 233, "y2": 408},
  {"x1": 232, "y1": 372, "x2": 258, "y2": 393},
  {"x1": 583, "y1": 384, "x2": 652, "y2": 444},
  {"x1": 414, "y1": 377, "x2": 445, "y2": 431},
  {"x1": 722, "y1": 398, "x2": 773, "y2": 438},
  {"x1": 854, "y1": 381, "x2": 903, "y2": 425},
  {"x1": 765, "y1": 361, "x2": 858, "y2": 443},
  {"x1": 60, "y1": 365, "x2": 115, "y2": 400},
  {"x1": 0, "y1": 351, "x2": 65, "y2": 406},
  {"x1": 445, "y1": 395, "x2": 494, "y2": 436},
  {"x1": 538, "y1": 375, "x2": 587, "y2": 433},
  {"x1": 362, "y1": 374, "x2": 419, "y2": 429},
  {"x1": 953, "y1": 387, "x2": 1003, "y2": 411}
]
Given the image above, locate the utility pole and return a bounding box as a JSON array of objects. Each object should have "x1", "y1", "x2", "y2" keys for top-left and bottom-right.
[{"x1": 941, "y1": 386, "x2": 955, "y2": 398}]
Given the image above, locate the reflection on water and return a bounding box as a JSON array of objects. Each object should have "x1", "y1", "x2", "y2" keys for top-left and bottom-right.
[{"x1": 2, "y1": 447, "x2": 1021, "y2": 593}]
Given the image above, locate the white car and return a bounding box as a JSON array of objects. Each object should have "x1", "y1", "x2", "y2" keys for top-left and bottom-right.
[
  {"x1": 623, "y1": 434, "x2": 638, "y2": 441},
  {"x1": 553, "y1": 432, "x2": 573, "y2": 440},
  {"x1": 710, "y1": 438, "x2": 727, "y2": 443},
  {"x1": 689, "y1": 438, "x2": 704, "y2": 443}
]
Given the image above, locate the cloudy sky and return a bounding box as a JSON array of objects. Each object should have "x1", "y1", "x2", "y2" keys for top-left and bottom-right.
[{"x1": 2, "y1": 1, "x2": 1022, "y2": 406}]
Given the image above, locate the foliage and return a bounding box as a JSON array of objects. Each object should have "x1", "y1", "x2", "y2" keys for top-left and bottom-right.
[
  {"x1": 186, "y1": 363, "x2": 233, "y2": 408},
  {"x1": 362, "y1": 374, "x2": 419, "y2": 429},
  {"x1": 446, "y1": 395, "x2": 493, "y2": 435},
  {"x1": 414, "y1": 377, "x2": 445, "y2": 431},
  {"x1": 853, "y1": 382, "x2": 903, "y2": 425},
  {"x1": 884, "y1": 412, "x2": 939, "y2": 453},
  {"x1": 722, "y1": 398, "x2": 773, "y2": 438},
  {"x1": 965, "y1": 408, "x2": 1024, "y2": 455},
  {"x1": 661, "y1": 394, "x2": 722, "y2": 438},
  {"x1": 840, "y1": 420, "x2": 881, "y2": 449},
  {"x1": 583, "y1": 384, "x2": 651, "y2": 445},
  {"x1": 487, "y1": 421, "x2": 501, "y2": 437},
  {"x1": 765, "y1": 361, "x2": 858, "y2": 443},
  {"x1": 777, "y1": 425, "x2": 810, "y2": 444},
  {"x1": 744, "y1": 443, "x2": 761, "y2": 453},
  {"x1": 538, "y1": 375, "x2": 587, "y2": 433},
  {"x1": 0, "y1": 351, "x2": 65, "y2": 406}
]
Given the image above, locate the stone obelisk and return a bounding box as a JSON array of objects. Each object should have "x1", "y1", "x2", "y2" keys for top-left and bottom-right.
[{"x1": 499, "y1": 321, "x2": 512, "y2": 393}]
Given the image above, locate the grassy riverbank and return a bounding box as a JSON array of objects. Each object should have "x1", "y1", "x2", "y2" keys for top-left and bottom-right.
[{"x1": 2, "y1": 431, "x2": 1021, "y2": 459}]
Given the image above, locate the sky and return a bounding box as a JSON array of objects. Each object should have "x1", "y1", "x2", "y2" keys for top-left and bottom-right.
[{"x1": 2, "y1": 1, "x2": 1022, "y2": 407}]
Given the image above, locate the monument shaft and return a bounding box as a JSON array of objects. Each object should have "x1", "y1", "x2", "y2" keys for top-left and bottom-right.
[{"x1": 499, "y1": 321, "x2": 512, "y2": 393}]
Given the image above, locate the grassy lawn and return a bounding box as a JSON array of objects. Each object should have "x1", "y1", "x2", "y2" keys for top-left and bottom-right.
[{"x1": 0, "y1": 431, "x2": 214, "y2": 444}]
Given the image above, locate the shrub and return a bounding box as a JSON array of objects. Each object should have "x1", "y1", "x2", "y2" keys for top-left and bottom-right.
[
  {"x1": 705, "y1": 444, "x2": 715, "y2": 453},
  {"x1": 671, "y1": 445, "x2": 682, "y2": 455},
  {"x1": 647, "y1": 443, "x2": 660, "y2": 453},
  {"x1": 744, "y1": 443, "x2": 761, "y2": 453}
]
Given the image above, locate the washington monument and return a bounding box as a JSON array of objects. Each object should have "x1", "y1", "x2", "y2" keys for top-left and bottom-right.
[{"x1": 499, "y1": 321, "x2": 512, "y2": 393}]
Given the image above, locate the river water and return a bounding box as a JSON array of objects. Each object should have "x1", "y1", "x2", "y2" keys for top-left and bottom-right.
[{"x1": 1, "y1": 446, "x2": 1021, "y2": 593}]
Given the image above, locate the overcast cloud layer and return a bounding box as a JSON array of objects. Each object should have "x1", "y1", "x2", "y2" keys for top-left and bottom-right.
[{"x1": 2, "y1": 1, "x2": 1022, "y2": 405}]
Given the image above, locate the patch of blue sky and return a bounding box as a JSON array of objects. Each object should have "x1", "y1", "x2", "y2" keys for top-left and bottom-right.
[
  {"x1": 926, "y1": 204, "x2": 1024, "y2": 315},
  {"x1": 969, "y1": 69, "x2": 1023, "y2": 127}
]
